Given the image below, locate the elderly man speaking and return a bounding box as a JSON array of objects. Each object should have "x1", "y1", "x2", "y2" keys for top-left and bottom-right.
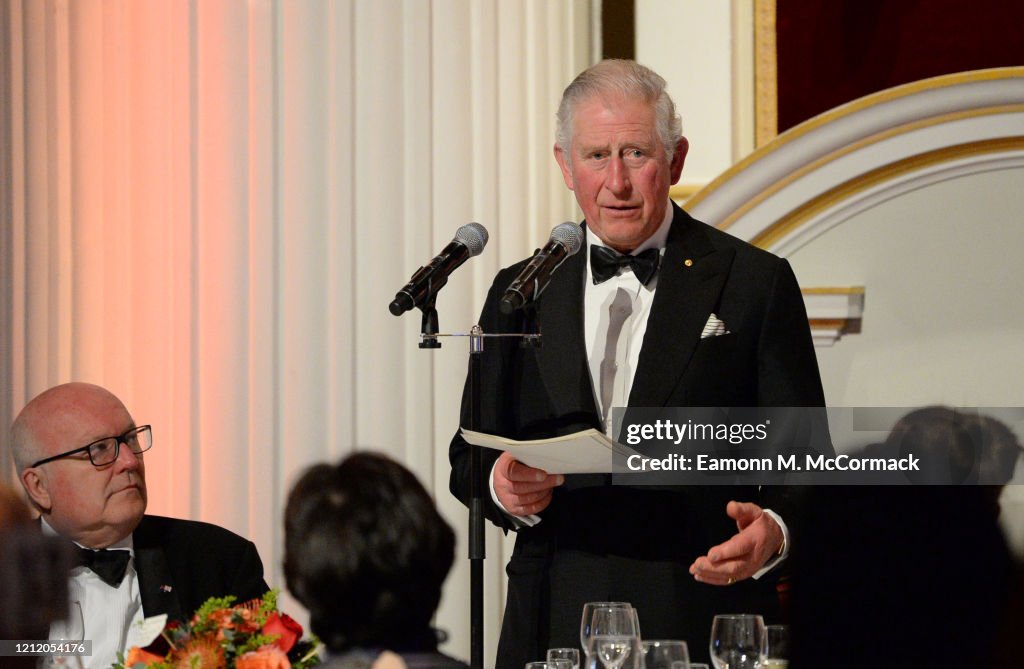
[
  {"x1": 449, "y1": 59, "x2": 825, "y2": 668},
  {"x1": 10, "y1": 382, "x2": 268, "y2": 669}
]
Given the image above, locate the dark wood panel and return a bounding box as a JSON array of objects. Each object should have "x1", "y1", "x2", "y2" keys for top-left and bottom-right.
[{"x1": 776, "y1": 0, "x2": 1024, "y2": 132}]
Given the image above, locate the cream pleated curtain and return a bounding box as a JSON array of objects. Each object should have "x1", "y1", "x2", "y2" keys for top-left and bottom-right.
[{"x1": 1, "y1": 0, "x2": 593, "y2": 660}]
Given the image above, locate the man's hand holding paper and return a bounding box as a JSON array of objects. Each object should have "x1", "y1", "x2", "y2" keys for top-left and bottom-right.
[{"x1": 492, "y1": 451, "x2": 564, "y2": 516}]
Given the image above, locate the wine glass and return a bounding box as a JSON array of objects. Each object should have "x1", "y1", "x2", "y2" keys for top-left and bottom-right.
[
  {"x1": 708, "y1": 614, "x2": 766, "y2": 669},
  {"x1": 527, "y1": 661, "x2": 574, "y2": 669},
  {"x1": 642, "y1": 639, "x2": 690, "y2": 669},
  {"x1": 46, "y1": 600, "x2": 85, "y2": 669},
  {"x1": 580, "y1": 601, "x2": 633, "y2": 657},
  {"x1": 588, "y1": 606, "x2": 641, "y2": 669},
  {"x1": 762, "y1": 624, "x2": 789, "y2": 668},
  {"x1": 548, "y1": 647, "x2": 582, "y2": 669}
]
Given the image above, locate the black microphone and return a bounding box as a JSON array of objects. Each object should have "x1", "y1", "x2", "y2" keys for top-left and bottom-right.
[
  {"x1": 499, "y1": 222, "x2": 584, "y2": 314},
  {"x1": 389, "y1": 223, "x2": 489, "y2": 316}
]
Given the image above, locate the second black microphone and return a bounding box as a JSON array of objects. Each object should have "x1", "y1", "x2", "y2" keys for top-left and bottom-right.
[{"x1": 499, "y1": 222, "x2": 585, "y2": 314}]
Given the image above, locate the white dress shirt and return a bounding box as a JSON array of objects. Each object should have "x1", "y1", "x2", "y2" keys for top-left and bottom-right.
[
  {"x1": 489, "y1": 205, "x2": 672, "y2": 524},
  {"x1": 584, "y1": 205, "x2": 673, "y2": 435},
  {"x1": 488, "y1": 204, "x2": 790, "y2": 575},
  {"x1": 44, "y1": 518, "x2": 145, "y2": 669}
]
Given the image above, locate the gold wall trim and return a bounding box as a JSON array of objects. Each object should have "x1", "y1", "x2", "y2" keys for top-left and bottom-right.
[
  {"x1": 668, "y1": 182, "x2": 704, "y2": 202},
  {"x1": 803, "y1": 286, "x2": 866, "y2": 345},
  {"x1": 803, "y1": 287, "x2": 865, "y2": 295},
  {"x1": 688, "y1": 67, "x2": 1024, "y2": 211},
  {"x1": 753, "y1": 0, "x2": 777, "y2": 147},
  {"x1": 752, "y1": 136, "x2": 1024, "y2": 249},
  {"x1": 809, "y1": 319, "x2": 852, "y2": 329},
  {"x1": 714, "y1": 103, "x2": 1024, "y2": 233}
]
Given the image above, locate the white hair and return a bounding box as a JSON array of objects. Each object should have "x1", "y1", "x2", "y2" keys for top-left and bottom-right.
[{"x1": 556, "y1": 59, "x2": 683, "y2": 163}]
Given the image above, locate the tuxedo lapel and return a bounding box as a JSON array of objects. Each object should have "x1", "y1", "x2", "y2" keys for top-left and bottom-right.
[
  {"x1": 532, "y1": 239, "x2": 599, "y2": 419},
  {"x1": 132, "y1": 517, "x2": 184, "y2": 621},
  {"x1": 629, "y1": 206, "x2": 735, "y2": 407}
]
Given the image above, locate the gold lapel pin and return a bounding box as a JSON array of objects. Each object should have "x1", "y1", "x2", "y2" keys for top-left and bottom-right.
[{"x1": 684, "y1": 259, "x2": 693, "y2": 267}]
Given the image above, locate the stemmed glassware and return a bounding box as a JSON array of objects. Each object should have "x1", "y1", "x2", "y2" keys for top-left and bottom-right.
[
  {"x1": 708, "y1": 614, "x2": 766, "y2": 669},
  {"x1": 548, "y1": 647, "x2": 582, "y2": 669},
  {"x1": 585, "y1": 605, "x2": 641, "y2": 669},
  {"x1": 526, "y1": 661, "x2": 574, "y2": 669},
  {"x1": 46, "y1": 601, "x2": 85, "y2": 669},
  {"x1": 580, "y1": 601, "x2": 634, "y2": 658},
  {"x1": 581, "y1": 601, "x2": 634, "y2": 669},
  {"x1": 762, "y1": 624, "x2": 789, "y2": 668},
  {"x1": 642, "y1": 639, "x2": 690, "y2": 669}
]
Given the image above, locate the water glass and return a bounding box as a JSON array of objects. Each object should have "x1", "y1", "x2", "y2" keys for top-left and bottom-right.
[
  {"x1": 708, "y1": 614, "x2": 766, "y2": 669},
  {"x1": 762, "y1": 624, "x2": 789, "y2": 668},
  {"x1": 580, "y1": 601, "x2": 634, "y2": 656},
  {"x1": 588, "y1": 606, "x2": 640, "y2": 669},
  {"x1": 548, "y1": 648, "x2": 581, "y2": 669},
  {"x1": 642, "y1": 639, "x2": 690, "y2": 669},
  {"x1": 526, "y1": 661, "x2": 574, "y2": 669}
]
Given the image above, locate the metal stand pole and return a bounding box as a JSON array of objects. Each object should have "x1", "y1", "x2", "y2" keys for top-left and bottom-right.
[
  {"x1": 467, "y1": 324, "x2": 485, "y2": 669},
  {"x1": 412, "y1": 322, "x2": 540, "y2": 669}
]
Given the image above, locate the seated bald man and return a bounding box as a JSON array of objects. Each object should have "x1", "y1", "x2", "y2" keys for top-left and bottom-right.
[{"x1": 10, "y1": 382, "x2": 269, "y2": 669}]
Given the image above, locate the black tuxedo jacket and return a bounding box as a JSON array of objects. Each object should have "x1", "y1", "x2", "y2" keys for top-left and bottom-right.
[
  {"x1": 133, "y1": 514, "x2": 269, "y2": 621},
  {"x1": 449, "y1": 205, "x2": 825, "y2": 667}
]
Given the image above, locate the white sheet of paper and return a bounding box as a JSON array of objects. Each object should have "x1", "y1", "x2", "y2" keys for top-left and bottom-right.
[
  {"x1": 126, "y1": 613, "x2": 167, "y2": 650},
  {"x1": 460, "y1": 427, "x2": 640, "y2": 474}
]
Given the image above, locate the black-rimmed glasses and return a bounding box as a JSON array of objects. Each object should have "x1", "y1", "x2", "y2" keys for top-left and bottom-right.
[{"x1": 30, "y1": 425, "x2": 153, "y2": 468}]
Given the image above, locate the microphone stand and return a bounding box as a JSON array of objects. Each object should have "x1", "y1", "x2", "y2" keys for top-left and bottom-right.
[
  {"x1": 467, "y1": 324, "x2": 485, "y2": 669},
  {"x1": 414, "y1": 303, "x2": 540, "y2": 669},
  {"x1": 418, "y1": 296, "x2": 441, "y2": 349}
]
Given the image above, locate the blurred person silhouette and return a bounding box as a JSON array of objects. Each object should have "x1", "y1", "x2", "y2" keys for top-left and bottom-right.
[
  {"x1": 0, "y1": 483, "x2": 76, "y2": 668},
  {"x1": 983, "y1": 412, "x2": 1024, "y2": 560},
  {"x1": 863, "y1": 407, "x2": 1023, "y2": 509},
  {"x1": 0, "y1": 481, "x2": 32, "y2": 526},
  {"x1": 972, "y1": 413, "x2": 1023, "y2": 487},
  {"x1": 787, "y1": 407, "x2": 1017, "y2": 668},
  {"x1": 285, "y1": 452, "x2": 468, "y2": 669}
]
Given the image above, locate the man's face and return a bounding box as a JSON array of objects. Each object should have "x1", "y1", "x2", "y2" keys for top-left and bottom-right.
[
  {"x1": 23, "y1": 388, "x2": 147, "y2": 548},
  {"x1": 555, "y1": 96, "x2": 688, "y2": 252}
]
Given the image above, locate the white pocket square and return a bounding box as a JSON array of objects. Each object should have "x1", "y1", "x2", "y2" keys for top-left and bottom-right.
[{"x1": 701, "y1": 313, "x2": 730, "y2": 339}]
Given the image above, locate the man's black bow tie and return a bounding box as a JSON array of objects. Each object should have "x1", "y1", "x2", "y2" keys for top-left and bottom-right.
[
  {"x1": 76, "y1": 547, "x2": 131, "y2": 587},
  {"x1": 590, "y1": 245, "x2": 661, "y2": 286}
]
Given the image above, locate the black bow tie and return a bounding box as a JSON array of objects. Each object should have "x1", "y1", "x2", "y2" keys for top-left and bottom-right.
[
  {"x1": 590, "y1": 245, "x2": 661, "y2": 286},
  {"x1": 76, "y1": 547, "x2": 131, "y2": 587}
]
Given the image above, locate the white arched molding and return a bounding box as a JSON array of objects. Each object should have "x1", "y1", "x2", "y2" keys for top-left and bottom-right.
[
  {"x1": 2, "y1": 0, "x2": 593, "y2": 661},
  {"x1": 678, "y1": 67, "x2": 1024, "y2": 346}
]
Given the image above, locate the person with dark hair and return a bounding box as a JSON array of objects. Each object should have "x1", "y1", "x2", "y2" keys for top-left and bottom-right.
[
  {"x1": 865, "y1": 407, "x2": 1022, "y2": 503},
  {"x1": 0, "y1": 482, "x2": 32, "y2": 528},
  {"x1": 284, "y1": 452, "x2": 467, "y2": 669},
  {"x1": 0, "y1": 484, "x2": 76, "y2": 669},
  {"x1": 787, "y1": 407, "x2": 1018, "y2": 668},
  {"x1": 9, "y1": 382, "x2": 269, "y2": 669},
  {"x1": 973, "y1": 413, "x2": 1024, "y2": 486},
  {"x1": 886, "y1": 406, "x2": 989, "y2": 485}
]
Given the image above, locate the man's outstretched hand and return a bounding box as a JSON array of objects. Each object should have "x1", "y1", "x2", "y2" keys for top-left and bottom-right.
[{"x1": 689, "y1": 501, "x2": 783, "y2": 585}]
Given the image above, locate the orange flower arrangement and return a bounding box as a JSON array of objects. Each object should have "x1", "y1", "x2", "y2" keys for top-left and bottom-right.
[{"x1": 115, "y1": 591, "x2": 319, "y2": 669}]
